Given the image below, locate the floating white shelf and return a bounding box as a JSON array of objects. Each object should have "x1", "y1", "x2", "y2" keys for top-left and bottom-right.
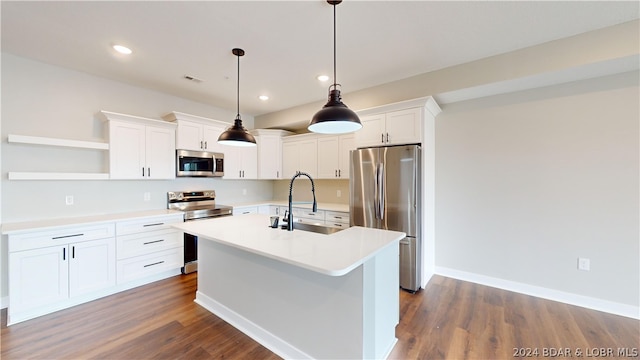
[
  {"x1": 8, "y1": 172, "x2": 110, "y2": 180},
  {"x1": 8, "y1": 134, "x2": 109, "y2": 150}
]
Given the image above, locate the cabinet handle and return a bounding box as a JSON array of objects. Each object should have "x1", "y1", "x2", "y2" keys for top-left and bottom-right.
[
  {"x1": 147, "y1": 168, "x2": 151, "y2": 177},
  {"x1": 386, "y1": 133, "x2": 389, "y2": 143},
  {"x1": 52, "y1": 233, "x2": 84, "y2": 240},
  {"x1": 200, "y1": 141, "x2": 204, "y2": 149},
  {"x1": 143, "y1": 239, "x2": 164, "y2": 245},
  {"x1": 143, "y1": 261, "x2": 165, "y2": 268},
  {"x1": 242, "y1": 211, "x2": 250, "y2": 214},
  {"x1": 204, "y1": 141, "x2": 208, "y2": 149},
  {"x1": 381, "y1": 133, "x2": 384, "y2": 143},
  {"x1": 63, "y1": 247, "x2": 66, "y2": 261},
  {"x1": 72, "y1": 246, "x2": 75, "y2": 259},
  {"x1": 143, "y1": 222, "x2": 164, "y2": 227},
  {"x1": 277, "y1": 171, "x2": 279, "y2": 178},
  {"x1": 333, "y1": 216, "x2": 343, "y2": 219},
  {"x1": 338, "y1": 169, "x2": 341, "y2": 177},
  {"x1": 142, "y1": 167, "x2": 145, "y2": 177}
]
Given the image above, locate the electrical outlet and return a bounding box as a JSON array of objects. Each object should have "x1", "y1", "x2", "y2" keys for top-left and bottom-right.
[
  {"x1": 337, "y1": 190, "x2": 342, "y2": 198},
  {"x1": 144, "y1": 192, "x2": 151, "y2": 201},
  {"x1": 65, "y1": 195, "x2": 74, "y2": 205},
  {"x1": 578, "y1": 258, "x2": 590, "y2": 271}
]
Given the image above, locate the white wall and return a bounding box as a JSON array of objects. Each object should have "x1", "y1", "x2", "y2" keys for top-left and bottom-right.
[
  {"x1": 0, "y1": 53, "x2": 273, "y2": 302},
  {"x1": 435, "y1": 72, "x2": 639, "y2": 313}
]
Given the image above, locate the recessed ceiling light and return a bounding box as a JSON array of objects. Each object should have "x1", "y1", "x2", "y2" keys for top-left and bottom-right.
[
  {"x1": 113, "y1": 44, "x2": 132, "y2": 55},
  {"x1": 317, "y1": 75, "x2": 330, "y2": 82},
  {"x1": 258, "y1": 95, "x2": 269, "y2": 101}
]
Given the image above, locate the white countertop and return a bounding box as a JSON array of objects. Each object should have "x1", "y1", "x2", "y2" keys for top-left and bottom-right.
[
  {"x1": 1, "y1": 209, "x2": 184, "y2": 235},
  {"x1": 172, "y1": 214, "x2": 405, "y2": 276}
]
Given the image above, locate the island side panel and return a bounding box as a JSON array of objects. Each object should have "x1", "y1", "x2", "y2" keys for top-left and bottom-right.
[
  {"x1": 362, "y1": 242, "x2": 400, "y2": 358},
  {"x1": 196, "y1": 238, "x2": 366, "y2": 359}
]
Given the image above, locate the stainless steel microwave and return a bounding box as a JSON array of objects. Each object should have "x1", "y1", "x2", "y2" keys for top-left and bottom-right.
[{"x1": 176, "y1": 149, "x2": 224, "y2": 177}]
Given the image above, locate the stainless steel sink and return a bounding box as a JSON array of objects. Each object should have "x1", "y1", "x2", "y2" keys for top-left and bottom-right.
[{"x1": 292, "y1": 222, "x2": 345, "y2": 235}]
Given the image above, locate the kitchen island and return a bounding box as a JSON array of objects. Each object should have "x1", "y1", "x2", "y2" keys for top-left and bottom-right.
[{"x1": 172, "y1": 214, "x2": 405, "y2": 360}]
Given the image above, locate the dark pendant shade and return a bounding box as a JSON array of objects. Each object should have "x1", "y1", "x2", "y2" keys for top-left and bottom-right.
[
  {"x1": 308, "y1": 88, "x2": 362, "y2": 134},
  {"x1": 218, "y1": 117, "x2": 256, "y2": 146}
]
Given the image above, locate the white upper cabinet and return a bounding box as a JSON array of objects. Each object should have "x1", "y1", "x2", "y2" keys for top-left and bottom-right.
[
  {"x1": 282, "y1": 134, "x2": 318, "y2": 179},
  {"x1": 356, "y1": 108, "x2": 421, "y2": 148},
  {"x1": 251, "y1": 129, "x2": 293, "y2": 179},
  {"x1": 223, "y1": 146, "x2": 258, "y2": 179},
  {"x1": 354, "y1": 97, "x2": 442, "y2": 149},
  {"x1": 101, "y1": 111, "x2": 176, "y2": 180},
  {"x1": 317, "y1": 134, "x2": 354, "y2": 179},
  {"x1": 162, "y1": 111, "x2": 228, "y2": 153}
]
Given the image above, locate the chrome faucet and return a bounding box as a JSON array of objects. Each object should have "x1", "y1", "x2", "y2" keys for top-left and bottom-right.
[{"x1": 288, "y1": 171, "x2": 317, "y2": 231}]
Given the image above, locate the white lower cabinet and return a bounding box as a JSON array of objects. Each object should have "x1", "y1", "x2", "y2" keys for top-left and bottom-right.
[
  {"x1": 115, "y1": 214, "x2": 184, "y2": 284},
  {"x1": 116, "y1": 247, "x2": 183, "y2": 284},
  {"x1": 5, "y1": 211, "x2": 184, "y2": 325},
  {"x1": 9, "y1": 245, "x2": 70, "y2": 315},
  {"x1": 233, "y1": 205, "x2": 259, "y2": 215},
  {"x1": 69, "y1": 238, "x2": 116, "y2": 298},
  {"x1": 325, "y1": 211, "x2": 350, "y2": 229},
  {"x1": 7, "y1": 223, "x2": 116, "y2": 324}
]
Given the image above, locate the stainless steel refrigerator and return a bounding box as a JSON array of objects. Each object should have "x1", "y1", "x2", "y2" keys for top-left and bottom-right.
[{"x1": 350, "y1": 145, "x2": 421, "y2": 292}]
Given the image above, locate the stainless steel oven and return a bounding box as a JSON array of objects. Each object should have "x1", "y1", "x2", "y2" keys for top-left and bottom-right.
[{"x1": 167, "y1": 190, "x2": 232, "y2": 274}]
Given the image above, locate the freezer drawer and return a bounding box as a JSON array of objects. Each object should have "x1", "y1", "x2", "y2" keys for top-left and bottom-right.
[{"x1": 399, "y1": 237, "x2": 419, "y2": 292}]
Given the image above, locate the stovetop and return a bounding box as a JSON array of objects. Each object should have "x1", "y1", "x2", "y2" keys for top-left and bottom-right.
[{"x1": 167, "y1": 190, "x2": 232, "y2": 220}]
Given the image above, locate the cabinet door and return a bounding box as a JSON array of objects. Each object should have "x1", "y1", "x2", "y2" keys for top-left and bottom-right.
[
  {"x1": 69, "y1": 238, "x2": 116, "y2": 298},
  {"x1": 145, "y1": 125, "x2": 176, "y2": 179},
  {"x1": 385, "y1": 108, "x2": 421, "y2": 145},
  {"x1": 222, "y1": 147, "x2": 242, "y2": 179},
  {"x1": 281, "y1": 141, "x2": 299, "y2": 179},
  {"x1": 355, "y1": 113, "x2": 386, "y2": 148},
  {"x1": 203, "y1": 123, "x2": 226, "y2": 153},
  {"x1": 317, "y1": 136, "x2": 339, "y2": 179},
  {"x1": 298, "y1": 138, "x2": 318, "y2": 178},
  {"x1": 109, "y1": 121, "x2": 146, "y2": 179},
  {"x1": 175, "y1": 120, "x2": 203, "y2": 151},
  {"x1": 338, "y1": 134, "x2": 355, "y2": 179},
  {"x1": 9, "y1": 246, "x2": 69, "y2": 314},
  {"x1": 241, "y1": 146, "x2": 258, "y2": 179},
  {"x1": 257, "y1": 135, "x2": 282, "y2": 179}
]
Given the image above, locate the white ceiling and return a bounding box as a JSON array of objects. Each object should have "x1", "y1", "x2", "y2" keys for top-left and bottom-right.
[{"x1": 2, "y1": 1, "x2": 638, "y2": 117}]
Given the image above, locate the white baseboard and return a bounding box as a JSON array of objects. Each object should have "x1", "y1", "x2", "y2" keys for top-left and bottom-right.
[
  {"x1": 195, "y1": 291, "x2": 312, "y2": 360},
  {"x1": 435, "y1": 266, "x2": 640, "y2": 320}
]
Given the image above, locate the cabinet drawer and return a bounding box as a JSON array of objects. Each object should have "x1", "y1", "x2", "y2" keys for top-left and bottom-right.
[
  {"x1": 292, "y1": 208, "x2": 325, "y2": 220},
  {"x1": 116, "y1": 214, "x2": 183, "y2": 236},
  {"x1": 9, "y1": 223, "x2": 115, "y2": 253},
  {"x1": 232, "y1": 206, "x2": 258, "y2": 215},
  {"x1": 325, "y1": 211, "x2": 349, "y2": 224},
  {"x1": 324, "y1": 221, "x2": 350, "y2": 229},
  {"x1": 117, "y1": 229, "x2": 182, "y2": 260},
  {"x1": 117, "y1": 247, "x2": 183, "y2": 284}
]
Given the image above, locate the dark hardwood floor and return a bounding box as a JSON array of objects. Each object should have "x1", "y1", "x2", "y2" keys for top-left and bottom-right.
[{"x1": 2, "y1": 273, "x2": 638, "y2": 359}]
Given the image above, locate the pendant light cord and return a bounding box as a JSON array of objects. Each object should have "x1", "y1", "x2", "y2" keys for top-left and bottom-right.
[
  {"x1": 333, "y1": 2, "x2": 337, "y2": 89},
  {"x1": 236, "y1": 53, "x2": 240, "y2": 119}
]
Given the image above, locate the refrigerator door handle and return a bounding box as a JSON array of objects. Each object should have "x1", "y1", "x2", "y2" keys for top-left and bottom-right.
[{"x1": 377, "y1": 163, "x2": 385, "y2": 220}]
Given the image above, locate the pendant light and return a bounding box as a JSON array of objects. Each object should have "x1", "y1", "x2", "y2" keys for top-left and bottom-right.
[
  {"x1": 308, "y1": 0, "x2": 362, "y2": 134},
  {"x1": 218, "y1": 48, "x2": 257, "y2": 147}
]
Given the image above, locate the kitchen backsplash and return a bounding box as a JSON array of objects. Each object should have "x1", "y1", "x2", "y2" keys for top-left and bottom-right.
[{"x1": 272, "y1": 179, "x2": 349, "y2": 206}]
